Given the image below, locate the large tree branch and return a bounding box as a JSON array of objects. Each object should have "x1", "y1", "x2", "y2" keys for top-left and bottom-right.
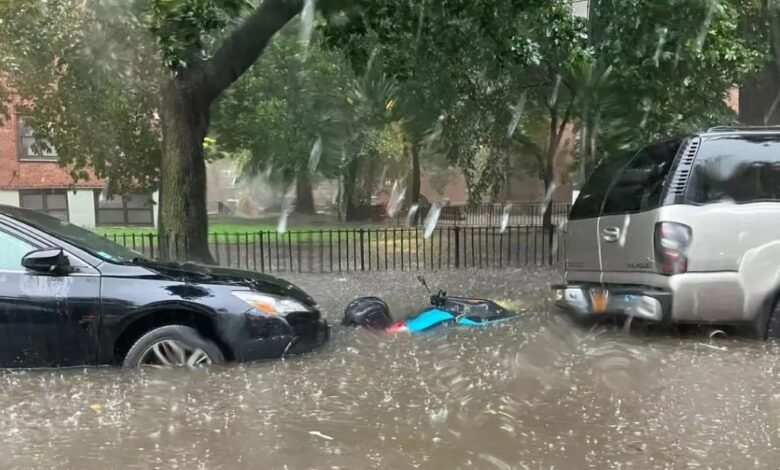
[{"x1": 204, "y1": 0, "x2": 303, "y2": 103}]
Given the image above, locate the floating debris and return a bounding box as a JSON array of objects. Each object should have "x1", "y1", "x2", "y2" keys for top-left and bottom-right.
[{"x1": 309, "y1": 430, "x2": 334, "y2": 441}]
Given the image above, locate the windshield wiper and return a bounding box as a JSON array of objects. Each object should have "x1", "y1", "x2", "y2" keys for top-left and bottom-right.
[{"x1": 125, "y1": 257, "x2": 157, "y2": 266}]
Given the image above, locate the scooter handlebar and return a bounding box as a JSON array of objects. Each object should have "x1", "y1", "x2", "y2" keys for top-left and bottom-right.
[{"x1": 430, "y1": 290, "x2": 447, "y2": 307}]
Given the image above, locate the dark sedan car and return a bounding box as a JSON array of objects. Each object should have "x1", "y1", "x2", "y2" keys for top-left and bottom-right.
[{"x1": 0, "y1": 205, "x2": 329, "y2": 369}]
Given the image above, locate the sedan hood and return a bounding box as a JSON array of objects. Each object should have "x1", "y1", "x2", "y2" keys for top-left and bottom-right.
[{"x1": 141, "y1": 260, "x2": 316, "y2": 306}]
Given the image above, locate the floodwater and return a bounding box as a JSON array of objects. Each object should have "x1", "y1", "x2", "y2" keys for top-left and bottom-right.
[{"x1": 3, "y1": 268, "x2": 780, "y2": 469}]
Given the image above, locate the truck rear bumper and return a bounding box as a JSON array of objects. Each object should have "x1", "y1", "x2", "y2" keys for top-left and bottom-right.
[{"x1": 551, "y1": 283, "x2": 672, "y2": 322}]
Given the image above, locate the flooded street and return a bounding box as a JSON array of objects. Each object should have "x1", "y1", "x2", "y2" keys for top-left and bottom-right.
[{"x1": 3, "y1": 268, "x2": 780, "y2": 469}]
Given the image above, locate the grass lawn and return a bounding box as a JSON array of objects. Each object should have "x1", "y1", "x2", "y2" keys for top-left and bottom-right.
[
  {"x1": 95, "y1": 220, "x2": 430, "y2": 244},
  {"x1": 96, "y1": 223, "x2": 311, "y2": 237},
  {"x1": 98, "y1": 224, "x2": 354, "y2": 244},
  {"x1": 94, "y1": 213, "x2": 396, "y2": 238}
]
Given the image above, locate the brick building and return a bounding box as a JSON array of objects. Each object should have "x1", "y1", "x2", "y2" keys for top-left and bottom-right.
[{"x1": 0, "y1": 107, "x2": 158, "y2": 227}]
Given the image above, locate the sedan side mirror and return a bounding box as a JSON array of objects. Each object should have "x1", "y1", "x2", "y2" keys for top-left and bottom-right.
[{"x1": 22, "y1": 248, "x2": 72, "y2": 275}]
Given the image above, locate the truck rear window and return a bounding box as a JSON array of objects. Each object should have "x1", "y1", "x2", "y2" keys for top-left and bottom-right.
[
  {"x1": 569, "y1": 151, "x2": 636, "y2": 221},
  {"x1": 601, "y1": 138, "x2": 682, "y2": 216},
  {"x1": 686, "y1": 134, "x2": 780, "y2": 204},
  {"x1": 570, "y1": 138, "x2": 682, "y2": 220}
]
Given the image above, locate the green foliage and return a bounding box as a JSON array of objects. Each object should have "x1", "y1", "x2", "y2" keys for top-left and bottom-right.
[
  {"x1": 322, "y1": 0, "x2": 554, "y2": 203},
  {"x1": 590, "y1": 0, "x2": 764, "y2": 158},
  {"x1": 212, "y1": 24, "x2": 350, "y2": 184},
  {"x1": 0, "y1": 0, "x2": 163, "y2": 194},
  {"x1": 211, "y1": 21, "x2": 411, "y2": 216},
  {"x1": 0, "y1": 0, "x2": 771, "y2": 222},
  {"x1": 144, "y1": 0, "x2": 253, "y2": 68}
]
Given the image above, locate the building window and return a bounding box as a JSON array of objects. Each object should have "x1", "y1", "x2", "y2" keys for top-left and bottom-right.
[
  {"x1": 570, "y1": 0, "x2": 589, "y2": 18},
  {"x1": 19, "y1": 190, "x2": 69, "y2": 221},
  {"x1": 95, "y1": 191, "x2": 154, "y2": 226},
  {"x1": 17, "y1": 116, "x2": 58, "y2": 161}
]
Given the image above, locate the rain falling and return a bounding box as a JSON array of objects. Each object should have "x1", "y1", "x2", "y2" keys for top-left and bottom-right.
[{"x1": 0, "y1": 0, "x2": 779, "y2": 468}]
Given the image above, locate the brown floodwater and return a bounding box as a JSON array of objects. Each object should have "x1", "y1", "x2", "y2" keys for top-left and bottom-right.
[{"x1": 2, "y1": 268, "x2": 780, "y2": 469}]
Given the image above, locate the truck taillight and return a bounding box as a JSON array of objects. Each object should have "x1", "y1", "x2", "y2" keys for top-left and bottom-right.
[{"x1": 654, "y1": 222, "x2": 692, "y2": 275}]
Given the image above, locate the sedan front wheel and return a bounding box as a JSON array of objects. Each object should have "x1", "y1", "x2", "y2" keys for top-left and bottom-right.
[{"x1": 123, "y1": 325, "x2": 224, "y2": 369}]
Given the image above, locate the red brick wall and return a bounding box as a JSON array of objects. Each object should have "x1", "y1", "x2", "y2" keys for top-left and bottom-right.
[
  {"x1": 420, "y1": 170, "x2": 469, "y2": 204},
  {"x1": 0, "y1": 106, "x2": 103, "y2": 190},
  {"x1": 727, "y1": 87, "x2": 739, "y2": 113},
  {"x1": 415, "y1": 124, "x2": 576, "y2": 204}
]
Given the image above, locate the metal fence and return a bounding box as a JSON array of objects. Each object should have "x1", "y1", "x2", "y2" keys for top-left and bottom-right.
[
  {"x1": 388, "y1": 202, "x2": 571, "y2": 227},
  {"x1": 109, "y1": 226, "x2": 565, "y2": 273}
]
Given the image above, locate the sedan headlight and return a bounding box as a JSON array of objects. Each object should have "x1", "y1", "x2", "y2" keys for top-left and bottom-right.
[{"x1": 232, "y1": 291, "x2": 312, "y2": 316}]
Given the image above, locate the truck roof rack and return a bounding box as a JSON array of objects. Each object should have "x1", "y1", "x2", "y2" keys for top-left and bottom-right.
[{"x1": 706, "y1": 124, "x2": 780, "y2": 132}]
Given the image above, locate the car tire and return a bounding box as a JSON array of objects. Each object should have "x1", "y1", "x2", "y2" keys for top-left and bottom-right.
[
  {"x1": 765, "y1": 299, "x2": 780, "y2": 340},
  {"x1": 122, "y1": 325, "x2": 224, "y2": 369}
]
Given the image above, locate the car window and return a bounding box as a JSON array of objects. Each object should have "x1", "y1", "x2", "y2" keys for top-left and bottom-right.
[
  {"x1": 569, "y1": 151, "x2": 636, "y2": 221},
  {"x1": 601, "y1": 138, "x2": 682, "y2": 216},
  {"x1": 0, "y1": 230, "x2": 35, "y2": 271},
  {"x1": 686, "y1": 134, "x2": 780, "y2": 204},
  {"x1": 1, "y1": 207, "x2": 147, "y2": 263}
]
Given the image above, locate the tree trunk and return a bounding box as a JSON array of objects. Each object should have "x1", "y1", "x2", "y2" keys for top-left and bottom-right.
[
  {"x1": 336, "y1": 175, "x2": 343, "y2": 222},
  {"x1": 343, "y1": 158, "x2": 360, "y2": 222},
  {"x1": 154, "y1": 0, "x2": 303, "y2": 263},
  {"x1": 294, "y1": 169, "x2": 315, "y2": 214},
  {"x1": 740, "y1": 0, "x2": 780, "y2": 127},
  {"x1": 407, "y1": 141, "x2": 422, "y2": 225},
  {"x1": 409, "y1": 142, "x2": 421, "y2": 204},
  {"x1": 740, "y1": 62, "x2": 780, "y2": 125},
  {"x1": 542, "y1": 175, "x2": 555, "y2": 265},
  {"x1": 544, "y1": 112, "x2": 559, "y2": 233},
  {"x1": 159, "y1": 80, "x2": 213, "y2": 264},
  {"x1": 542, "y1": 176, "x2": 554, "y2": 229}
]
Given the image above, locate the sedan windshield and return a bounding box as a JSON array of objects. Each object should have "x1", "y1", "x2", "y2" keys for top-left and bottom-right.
[{"x1": 6, "y1": 207, "x2": 148, "y2": 264}]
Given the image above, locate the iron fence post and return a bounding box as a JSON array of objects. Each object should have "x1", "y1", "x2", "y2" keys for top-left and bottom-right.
[
  {"x1": 454, "y1": 227, "x2": 461, "y2": 269},
  {"x1": 359, "y1": 229, "x2": 365, "y2": 271}
]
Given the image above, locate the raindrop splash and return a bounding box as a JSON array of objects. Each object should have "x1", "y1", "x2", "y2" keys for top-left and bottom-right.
[
  {"x1": 308, "y1": 136, "x2": 322, "y2": 174},
  {"x1": 423, "y1": 202, "x2": 442, "y2": 239},
  {"x1": 618, "y1": 215, "x2": 631, "y2": 247},
  {"x1": 548, "y1": 74, "x2": 562, "y2": 109},
  {"x1": 414, "y1": 0, "x2": 426, "y2": 51},
  {"x1": 653, "y1": 27, "x2": 668, "y2": 66},
  {"x1": 499, "y1": 204, "x2": 513, "y2": 233},
  {"x1": 386, "y1": 181, "x2": 406, "y2": 218},
  {"x1": 673, "y1": 43, "x2": 683, "y2": 70},
  {"x1": 308, "y1": 430, "x2": 334, "y2": 441},
  {"x1": 639, "y1": 98, "x2": 652, "y2": 129},
  {"x1": 299, "y1": 0, "x2": 316, "y2": 49},
  {"x1": 406, "y1": 204, "x2": 420, "y2": 226},
  {"x1": 277, "y1": 202, "x2": 295, "y2": 234},
  {"x1": 694, "y1": 0, "x2": 716, "y2": 53},
  {"x1": 507, "y1": 92, "x2": 527, "y2": 138},
  {"x1": 541, "y1": 182, "x2": 559, "y2": 219}
]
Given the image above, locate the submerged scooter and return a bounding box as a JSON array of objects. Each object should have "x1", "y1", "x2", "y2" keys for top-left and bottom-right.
[{"x1": 342, "y1": 276, "x2": 518, "y2": 334}]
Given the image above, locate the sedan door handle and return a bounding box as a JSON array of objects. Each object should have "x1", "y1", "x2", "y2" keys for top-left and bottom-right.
[{"x1": 601, "y1": 227, "x2": 620, "y2": 243}]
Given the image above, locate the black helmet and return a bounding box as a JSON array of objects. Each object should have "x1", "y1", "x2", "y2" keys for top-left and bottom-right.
[{"x1": 342, "y1": 296, "x2": 393, "y2": 330}]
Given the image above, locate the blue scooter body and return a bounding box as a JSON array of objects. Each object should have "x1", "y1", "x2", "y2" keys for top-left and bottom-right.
[{"x1": 402, "y1": 296, "x2": 516, "y2": 333}]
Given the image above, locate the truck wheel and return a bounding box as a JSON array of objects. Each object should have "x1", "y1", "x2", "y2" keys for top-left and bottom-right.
[
  {"x1": 765, "y1": 300, "x2": 780, "y2": 340},
  {"x1": 122, "y1": 325, "x2": 224, "y2": 369}
]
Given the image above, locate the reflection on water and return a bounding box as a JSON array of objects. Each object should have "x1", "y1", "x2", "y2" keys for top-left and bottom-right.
[{"x1": 2, "y1": 269, "x2": 780, "y2": 469}]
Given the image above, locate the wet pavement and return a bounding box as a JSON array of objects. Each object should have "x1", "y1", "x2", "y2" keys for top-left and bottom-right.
[{"x1": 3, "y1": 268, "x2": 780, "y2": 469}]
